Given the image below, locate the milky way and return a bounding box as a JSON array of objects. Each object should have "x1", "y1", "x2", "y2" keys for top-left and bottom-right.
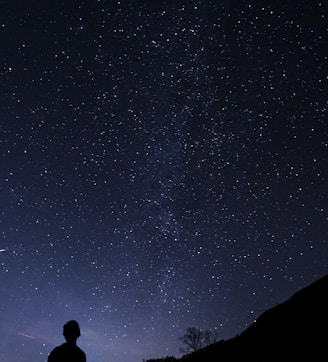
[{"x1": 0, "y1": 1, "x2": 327, "y2": 362}]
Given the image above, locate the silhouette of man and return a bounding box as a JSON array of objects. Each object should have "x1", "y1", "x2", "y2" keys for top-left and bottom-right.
[{"x1": 48, "y1": 320, "x2": 86, "y2": 362}]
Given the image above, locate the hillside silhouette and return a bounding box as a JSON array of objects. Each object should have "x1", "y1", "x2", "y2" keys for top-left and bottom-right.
[{"x1": 146, "y1": 273, "x2": 328, "y2": 362}]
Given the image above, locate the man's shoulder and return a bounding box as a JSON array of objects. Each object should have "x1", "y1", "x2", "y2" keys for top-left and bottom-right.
[
  {"x1": 49, "y1": 344, "x2": 65, "y2": 354},
  {"x1": 49, "y1": 344, "x2": 66, "y2": 355},
  {"x1": 76, "y1": 345, "x2": 86, "y2": 356},
  {"x1": 75, "y1": 345, "x2": 86, "y2": 361},
  {"x1": 48, "y1": 343, "x2": 86, "y2": 361}
]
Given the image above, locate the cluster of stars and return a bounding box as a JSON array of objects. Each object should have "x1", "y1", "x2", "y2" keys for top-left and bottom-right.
[{"x1": 1, "y1": 1, "x2": 327, "y2": 362}]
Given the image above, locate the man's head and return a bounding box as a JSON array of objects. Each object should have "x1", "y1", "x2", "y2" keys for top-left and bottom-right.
[{"x1": 63, "y1": 320, "x2": 81, "y2": 342}]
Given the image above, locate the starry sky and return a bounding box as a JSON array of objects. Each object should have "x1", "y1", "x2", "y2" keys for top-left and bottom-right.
[{"x1": 0, "y1": 1, "x2": 327, "y2": 361}]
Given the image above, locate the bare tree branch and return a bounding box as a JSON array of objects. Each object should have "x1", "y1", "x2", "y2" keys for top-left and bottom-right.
[{"x1": 178, "y1": 327, "x2": 218, "y2": 354}]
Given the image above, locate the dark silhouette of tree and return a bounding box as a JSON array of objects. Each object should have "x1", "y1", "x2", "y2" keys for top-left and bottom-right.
[
  {"x1": 179, "y1": 327, "x2": 203, "y2": 354},
  {"x1": 145, "y1": 357, "x2": 177, "y2": 362},
  {"x1": 178, "y1": 327, "x2": 218, "y2": 354},
  {"x1": 203, "y1": 329, "x2": 219, "y2": 346}
]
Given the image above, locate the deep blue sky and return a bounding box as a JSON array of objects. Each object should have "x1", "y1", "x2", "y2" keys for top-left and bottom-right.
[{"x1": 0, "y1": 1, "x2": 327, "y2": 362}]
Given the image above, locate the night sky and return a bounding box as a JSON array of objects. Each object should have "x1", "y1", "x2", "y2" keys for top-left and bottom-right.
[{"x1": 0, "y1": 1, "x2": 327, "y2": 362}]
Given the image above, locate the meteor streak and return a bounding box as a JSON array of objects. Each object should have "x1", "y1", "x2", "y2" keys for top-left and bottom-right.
[{"x1": 18, "y1": 332, "x2": 35, "y2": 339}]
